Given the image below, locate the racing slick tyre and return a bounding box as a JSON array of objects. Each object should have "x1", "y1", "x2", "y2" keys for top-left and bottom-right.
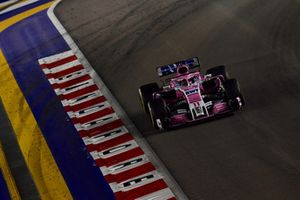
[
  {"x1": 147, "y1": 99, "x2": 170, "y2": 130},
  {"x1": 206, "y1": 65, "x2": 229, "y2": 81},
  {"x1": 139, "y1": 83, "x2": 159, "y2": 114},
  {"x1": 223, "y1": 79, "x2": 245, "y2": 111},
  {"x1": 202, "y1": 79, "x2": 219, "y2": 93},
  {"x1": 161, "y1": 89, "x2": 177, "y2": 100}
]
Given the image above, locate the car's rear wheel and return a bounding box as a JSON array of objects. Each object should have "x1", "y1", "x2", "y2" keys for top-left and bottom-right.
[
  {"x1": 161, "y1": 89, "x2": 176, "y2": 100},
  {"x1": 138, "y1": 83, "x2": 159, "y2": 113},
  {"x1": 206, "y1": 65, "x2": 229, "y2": 81},
  {"x1": 202, "y1": 78, "x2": 219, "y2": 93},
  {"x1": 223, "y1": 79, "x2": 245, "y2": 111},
  {"x1": 148, "y1": 99, "x2": 170, "y2": 130}
]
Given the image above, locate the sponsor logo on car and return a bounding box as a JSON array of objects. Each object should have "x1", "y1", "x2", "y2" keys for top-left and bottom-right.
[{"x1": 185, "y1": 89, "x2": 198, "y2": 95}]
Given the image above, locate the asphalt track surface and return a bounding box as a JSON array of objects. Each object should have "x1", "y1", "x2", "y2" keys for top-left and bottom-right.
[{"x1": 56, "y1": 1, "x2": 300, "y2": 199}]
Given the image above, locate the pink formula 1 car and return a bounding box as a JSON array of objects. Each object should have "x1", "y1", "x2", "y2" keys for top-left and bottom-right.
[{"x1": 138, "y1": 57, "x2": 245, "y2": 130}]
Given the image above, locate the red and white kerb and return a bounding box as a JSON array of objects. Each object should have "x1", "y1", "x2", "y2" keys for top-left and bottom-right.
[{"x1": 38, "y1": 50, "x2": 176, "y2": 200}]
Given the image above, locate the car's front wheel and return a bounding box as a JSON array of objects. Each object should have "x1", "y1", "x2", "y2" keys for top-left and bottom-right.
[
  {"x1": 138, "y1": 83, "x2": 159, "y2": 113},
  {"x1": 223, "y1": 79, "x2": 245, "y2": 111},
  {"x1": 148, "y1": 99, "x2": 170, "y2": 130}
]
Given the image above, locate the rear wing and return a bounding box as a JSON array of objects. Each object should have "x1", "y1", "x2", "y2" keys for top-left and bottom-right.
[{"x1": 156, "y1": 57, "x2": 200, "y2": 77}]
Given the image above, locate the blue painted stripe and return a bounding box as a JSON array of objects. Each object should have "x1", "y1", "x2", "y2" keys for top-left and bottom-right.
[
  {"x1": 0, "y1": 0, "x2": 52, "y2": 21},
  {"x1": 0, "y1": 169, "x2": 11, "y2": 200},
  {"x1": 0, "y1": 10, "x2": 115, "y2": 200}
]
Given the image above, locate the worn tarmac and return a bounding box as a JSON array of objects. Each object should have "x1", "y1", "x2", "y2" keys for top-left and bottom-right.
[{"x1": 56, "y1": 1, "x2": 300, "y2": 199}]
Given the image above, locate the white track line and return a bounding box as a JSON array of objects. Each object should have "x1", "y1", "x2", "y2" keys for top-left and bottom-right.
[
  {"x1": 48, "y1": 1, "x2": 188, "y2": 199},
  {"x1": 0, "y1": 0, "x2": 40, "y2": 14},
  {"x1": 0, "y1": 0, "x2": 17, "y2": 9}
]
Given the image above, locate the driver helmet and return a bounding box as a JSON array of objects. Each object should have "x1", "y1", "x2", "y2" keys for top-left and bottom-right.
[{"x1": 177, "y1": 65, "x2": 189, "y2": 75}]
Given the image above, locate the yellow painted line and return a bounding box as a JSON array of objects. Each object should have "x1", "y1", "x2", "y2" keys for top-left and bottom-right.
[
  {"x1": 0, "y1": 50, "x2": 72, "y2": 200},
  {"x1": 15, "y1": 0, "x2": 28, "y2": 4},
  {"x1": 0, "y1": 143, "x2": 21, "y2": 200},
  {"x1": 0, "y1": 1, "x2": 53, "y2": 32}
]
